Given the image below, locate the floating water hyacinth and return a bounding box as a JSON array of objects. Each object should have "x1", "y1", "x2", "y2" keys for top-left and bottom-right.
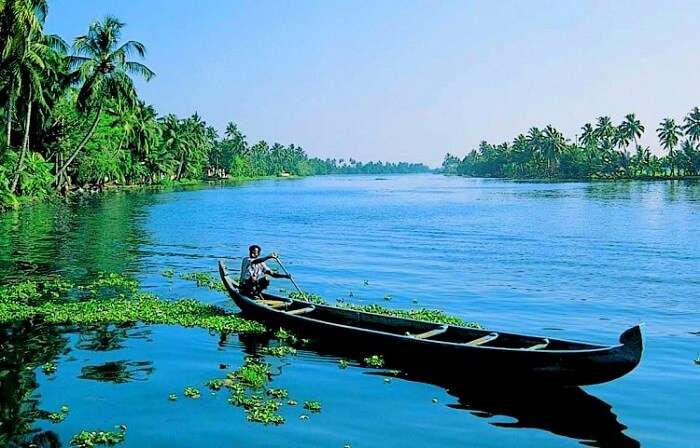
[
  {"x1": 260, "y1": 345, "x2": 297, "y2": 357},
  {"x1": 267, "y1": 388, "x2": 289, "y2": 399},
  {"x1": 69, "y1": 425, "x2": 127, "y2": 447},
  {"x1": 184, "y1": 387, "x2": 201, "y2": 399},
  {"x1": 363, "y1": 355, "x2": 385, "y2": 368},
  {"x1": 41, "y1": 362, "x2": 57, "y2": 375},
  {"x1": 303, "y1": 400, "x2": 322, "y2": 412},
  {"x1": 180, "y1": 271, "x2": 227, "y2": 292},
  {"x1": 0, "y1": 275, "x2": 265, "y2": 334}
]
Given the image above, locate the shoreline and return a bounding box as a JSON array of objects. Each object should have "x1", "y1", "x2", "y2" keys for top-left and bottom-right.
[
  {"x1": 443, "y1": 173, "x2": 700, "y2": 183},
  {"x1": 0, "y1": 174, "x2": 301, "y2": 214}
]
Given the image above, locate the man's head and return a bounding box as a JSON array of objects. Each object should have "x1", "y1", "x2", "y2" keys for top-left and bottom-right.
[{"x1": 249, "y1": 245, "x2": 261, "y2": 258}]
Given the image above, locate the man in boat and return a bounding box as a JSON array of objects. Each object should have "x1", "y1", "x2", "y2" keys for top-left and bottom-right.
[{"x1": 239, "y1": 245, "x2": 290, "y2": 297}]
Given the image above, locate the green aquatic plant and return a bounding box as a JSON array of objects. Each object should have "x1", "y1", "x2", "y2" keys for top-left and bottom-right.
[
  {"x1": 288, "y1": 290, "x2": 326, "y2": 304},
  {"x1": 363, "y1": 355, "x2": 385, "y2": 368},
  {"x1": 338, "y1": 359, "x2": 349, "y2": 369},
  {"x1": 694, "y1": 357, "x2": 700, "y2": 365},
  {"x1": 79, "y1": 273, "x2": 139, "y2": 298},
  {"x1": 245, "y1": 398, "x2": 284, "y2": 425},
  {"x1": 46, "y1": 404, "x2": 71, "y2": 423},
  {"x1": 274, "y1": 328, "x2": 299, "y2": 345},
  {"x1": 281, "y1": 289, "x2": 480, "y2": 328},
  {"x1": 168, "y1": 394, "x2": 177, "y2": 401},
  {"x1": 267, "y1": 388, "x2": 288, "y2": 399},
  {"x1": 206, "y1": 379, "x2": 225, "y2": 391},
  {"x1": 41, "y1": 361, "x2": 57, "y2": 375},
  {"x1": 340, "y1": 303, "x2": 480, "y2": 328},
  {"x1": 204, "y1": 358, "x2": 286, "y2": 425},
  {"x1": 0, "y1": 282, "x2": 265, "y2": 334},
  {"x1": 47, "y1": 411, "x2": 67, "y2": 423},
  {"x1": 184, "y1": 387, "x2": 201, "y2": 399},
  {"x1": 233, "y1": 358, "x2": 271, "y2": 389},
  {"x1": 161, "y1": 269, "x2": 175, "y2": 278},
  {"x1": 260, "y1": 345, "x2": 297, "y2": 357},
  {"x1": 287, "y1": 399, "x2": 298, "y2": 406},
  {"x1": 180, "y1": 271, "x2": 226, "y2": 292},
  {"x1": 69, "y1": 425, "x2": 127, "y2": 447},
  {"x1": 303, "y1": 400, "x2": 322, "y2": 412}
]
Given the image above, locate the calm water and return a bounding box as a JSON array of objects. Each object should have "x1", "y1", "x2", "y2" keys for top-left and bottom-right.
[{"x1": 1, "y1": 174, "x2": 699, "y2": 447}]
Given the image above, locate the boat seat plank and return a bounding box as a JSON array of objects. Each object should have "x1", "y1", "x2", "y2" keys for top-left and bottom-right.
[
  {"x1": 287, "y1": 306, "x2": 315, "y2": 315},
  {"x1": 466, "y1": 332, "x2": 499, "y2": 346},
  {"x1": 527, "y1": 338, "x2": 550, "y2": 350},
  {"x1": 411, "y1": 325, "x2": 449, "y2": 339},
  {"x1": 258, "y1": 300, "x2": 289, "y2": 309}
]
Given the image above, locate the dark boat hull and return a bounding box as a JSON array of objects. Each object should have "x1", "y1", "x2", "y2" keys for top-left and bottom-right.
[{"x1": 219, "y1": 261, "x2": 642, "y2": 386}]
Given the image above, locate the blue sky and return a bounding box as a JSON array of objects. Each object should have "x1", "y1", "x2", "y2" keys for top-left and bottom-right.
[{"x1": 46, "y1": 1, "x2": 700, "y2": 166}]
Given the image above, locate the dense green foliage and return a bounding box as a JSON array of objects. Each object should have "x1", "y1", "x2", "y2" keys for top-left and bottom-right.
[
  {"x1": 0, "y1": 2, "x2": 428, "y2": 210},
  {"x1": 442, "y1": 111, "x2": 700, "y2": 179}
]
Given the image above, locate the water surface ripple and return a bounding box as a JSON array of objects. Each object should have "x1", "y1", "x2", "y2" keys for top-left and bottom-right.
[{"x1": 1, "y1": 174, "x2": 698, "y2": 447}]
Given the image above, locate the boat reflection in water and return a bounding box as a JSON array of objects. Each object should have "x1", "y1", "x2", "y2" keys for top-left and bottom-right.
[
  {"x1": 374, "y1": 369, "x2": 640, "y2": 448},
  {"x1": 236, "y1": 332, "x2": 640, "y2": 448}
]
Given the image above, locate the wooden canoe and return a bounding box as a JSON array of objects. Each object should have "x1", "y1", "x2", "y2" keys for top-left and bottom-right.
[{"x1": 219, "y1": 261, "x2": 642, "y2": 386}]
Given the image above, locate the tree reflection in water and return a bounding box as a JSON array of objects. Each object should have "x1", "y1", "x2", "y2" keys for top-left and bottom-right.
[
  {"x1": 79, "y1": 360, "x2": 154, "y2": 383},
  {"x1": 75, "y1": 323, "x2": 152, "y2": 352},
  {"x1": 0, "y1": 320, "x2": 67, "y2": 448}
]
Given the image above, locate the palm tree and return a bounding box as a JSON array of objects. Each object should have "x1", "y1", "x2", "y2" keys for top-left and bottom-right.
[
  {"x1": 593, "y1": 116, "x2": 616, "y2": 148},
  {"x1": 657, "y1": 118, "x2": 682, "y2": 176},
  {"x1": 617, "y1": 113, "x2": 644, "y2": 153},
  {"x1": 682, "y1": 107, "x2": 700, "y2": 142},
  {"x1": 542, "y1": 125, "x2": 566, "y2": 176},
  {"x1": 55, "y1": 15, "x2": 154, "y2": 187},
  {"x1": 160, "y1": 114, "x2": 187, "y2": 179},
  {"x1": 633, "y1": 145, "x2": 651, "y2": 176},
  {"x1": 0, "y1": 0, "x2": 49, "y2": 148},
  {"x1": 580, "y1": 123, "x2": 596, "y2": 147},
  {"x1": 7, "y1": 31, "x2": 66, "y2": 192}
]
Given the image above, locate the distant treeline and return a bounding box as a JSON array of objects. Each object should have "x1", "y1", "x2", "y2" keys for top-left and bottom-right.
[
  {"x1": 442, "y1": 110, "x2": 700, "y2": 179},
  {"x1": 0, "y1": 4, "x2": 427, "y2": 209},
  {"x1": 307, "y1": 159, "x2": 430, "y2": 175}
]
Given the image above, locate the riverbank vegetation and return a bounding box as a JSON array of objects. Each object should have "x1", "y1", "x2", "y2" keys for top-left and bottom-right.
[
  {"x1": 442, "y1": 110, "x2": 700, "y2": 179},
  {"x1": 0, "y1": 2, "x2": 428, "y2": 210}
]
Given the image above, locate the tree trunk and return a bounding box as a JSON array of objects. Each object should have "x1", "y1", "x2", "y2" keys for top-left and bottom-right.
[
  {"x1": 11, "y1": 100, "x2": 33, "y2": 193},
  {"x1": 176, "y1": 152, "x2": 185, "y2": 180},
  {"x1": 5, "y1": 81, "x2": 15, "y2": 148},
  {"x1": 670, "y1": 149, "x2": 675, "y2": 177},
  {"x1": 55, "y1": 104, "x2": 103, "y2": 186}
]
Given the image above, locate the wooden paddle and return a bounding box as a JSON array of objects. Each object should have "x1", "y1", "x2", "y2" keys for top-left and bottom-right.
[{"x1": 274, "y1": 257, "x2": 307, "y2": 300}]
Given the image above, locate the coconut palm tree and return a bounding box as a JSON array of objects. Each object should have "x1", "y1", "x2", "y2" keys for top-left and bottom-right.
[
  {"x1": 543, "y1": 125, "x2": 566, "y2": 176},
  {"x1": 657, "y1": 118, "x2": 682, "y2": 176},
  {"x1": 682, "y1": 107, "x2": 700, "y2": 143},
  {"x1": 7, "y1": 31, "x2": 66, "y2": 192},
  {"x1": 593, "y1": 116, "x2": 616, "y2": 147},
  {"x1": 580, "y1": 123, "x2": 596, "y2": 147},
  {"x1": 617, "y1": 113, "x2": 644, "y2": 153},
  {"x1": 0, "y1": 0, "x2": 49, "y2": 148},
  {"x1": 55, "y1": 15, "x2": 154, "y2": 187}
]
